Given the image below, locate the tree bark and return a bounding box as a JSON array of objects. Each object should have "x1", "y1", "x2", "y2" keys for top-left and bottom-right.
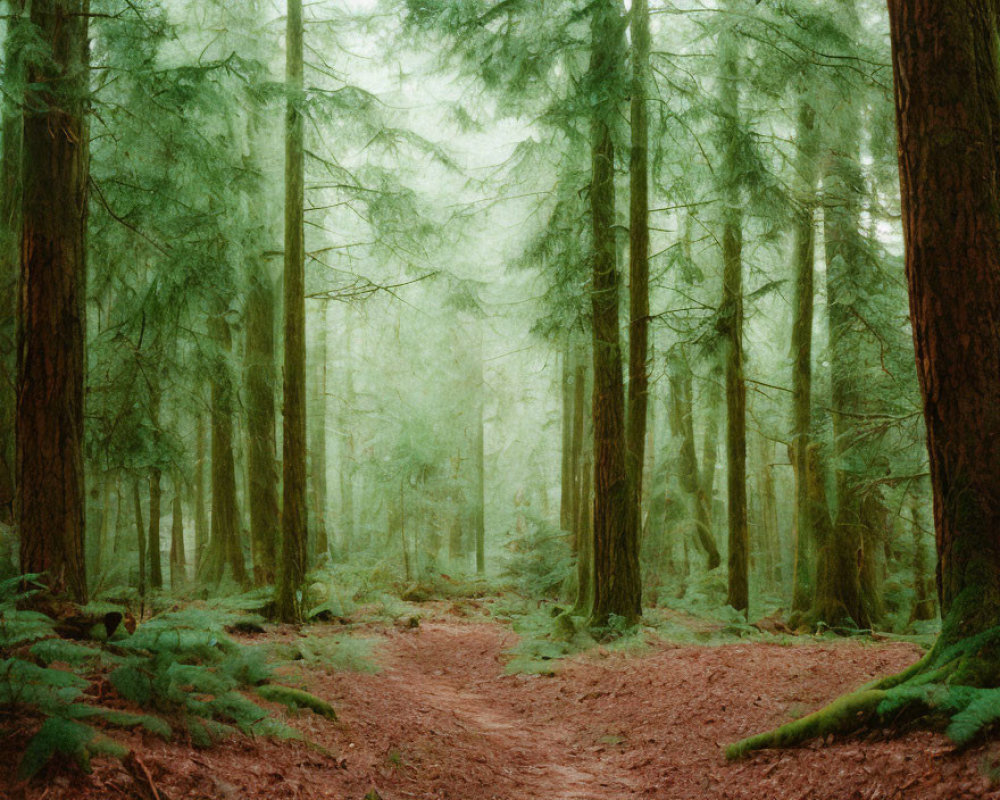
[
  {"x1": 0, "y1": 0, "x2": 25, "y2": 526},
  {"x1": 789, "y1": 95, "x2": 820, "y2": 614},
  {"x1": 311, "y1": 302, "x2": 329, "y2": 560},
  {"x1": 277, "y1": 0, "x2": 308, "y2": 622},
  {"x1": 560, "y1": 336, "x2": 574, "y2": 533},
  {"x1": 588, "y1": 0, "x2": 640, "y2": 626},
  {"x1": 625, "y1": 0, "x2": 651, "y2": 583},
  {"x1": 245, "y1": 265, "x2": 279, "y2": 586},
  {"x1": 147, "y1": 467, "x2": 163, "y2": 590},
  {"x1": 17, "y1": 0, "x2": 90, "y2": 602},
  {"x1": 339, "y1": 307, "x2": 356, "y2": 556},
  {"x1": 473, "y1": 327, "x2": 486, "y2": 575},
  {"x1": 170, "y1": 473, "x2": 185, "y2": 589},
  {"x1": 194, "y1": 410, "x2": 209, "y2": 573},
  {"x1": 717, "y1": 4, "x2": 748, "y2": 614},
  {"x1": 133, "y1": 479, "x2": 146, "y2": 598},
  {"x1": 888, "y1": 0, "x2": 1000, "y2": 643}
]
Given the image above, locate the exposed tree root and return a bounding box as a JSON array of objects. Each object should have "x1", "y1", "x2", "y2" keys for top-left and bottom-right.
[{"x1": 726, "y1": 631, "x2": 1000, "y2": 760}]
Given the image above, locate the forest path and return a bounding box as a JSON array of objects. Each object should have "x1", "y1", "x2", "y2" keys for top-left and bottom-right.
[
  {"x1": 373, "y1": 619, "x2": 636, "y2": 800},
  {"x1": 20, "y1": 604, "x2": 1000, "y2": 800}
]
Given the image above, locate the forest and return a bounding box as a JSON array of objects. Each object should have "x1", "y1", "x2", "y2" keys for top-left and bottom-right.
[{"x1": 0, "y1": 0, "x2": 998, "y2": 797}]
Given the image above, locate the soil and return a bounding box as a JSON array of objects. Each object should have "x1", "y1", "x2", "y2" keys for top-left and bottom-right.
[{"x1": 4, "y1": 603, "x2": 1000, "y2": 800}]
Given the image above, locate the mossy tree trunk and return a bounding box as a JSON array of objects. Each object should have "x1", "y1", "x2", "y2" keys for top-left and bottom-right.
[
  {"x1": 589, "y1": 0, "x2": 640, "y2": 627},
  {"x1": 170, "y1": 473, "x2": 185, "y2": 589},
  {"x1": 339, "y1": 307, "x2": 356, "y2": 556},
  {"x1": 194, "y1": 410, "x2": 209, "y2": 574},
  {"x1": 310, "y1": 301, "x2": 329, "y2": 560},
  {"x1": 277, "y1": 0, "x2": 308, "y2": 623},
  {"x1": 133, "y1": 479, "x2": 146, "y2": 598},
  {"x1": 17, "y1": 0, "x2": 90, "y2": 602},
  {"x1": 560, "y1": 335, "x2": 574, "y2": 533}
]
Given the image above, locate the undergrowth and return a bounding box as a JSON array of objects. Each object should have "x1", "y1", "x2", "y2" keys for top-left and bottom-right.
[{"x1": 0, "y1": 577, "x2": 338, "y2": 782}]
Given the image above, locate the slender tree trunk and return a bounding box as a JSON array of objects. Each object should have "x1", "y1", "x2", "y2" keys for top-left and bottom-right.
[
  {"x1": 194, "y1": 411, "x2": 209, "y2": 573},
  {"x1": 17, "y1": 0, "x2": 90, "y2": 602},
  {"x1": 133, "y1": 479, "x2": 146, "y2": 598},
  {"x1": 339, "y1": 308, "x2": 356, "y2": 556},
  {"x1": 205, "y1": 308, "x2": 247, "y2": 586},
  {"x1": 569, "y1": 339, "x2": 587, "y2": 548},
  {"x1": 311, "y1": 302, "x2": 329, "y2": 559},
  {"x1": 589, "y1": 0, "x2": 640, "y2": 626},
  {"x1": 909, "y1": 492, "x2": 934, "y2": 622},
  {"x1": 560, "y1": 336, "x2": 574, "y2": 533},
  {"x1": 625, "y1": 0, "x2": 651, "y2": 588},
  {"x1": 789, "y1": 95, "x2": 820, "y2": 614},
  {"x1": 574, "y1": 447, "x2": 594, "y2": 615},
  {"x1": 277, "y1": 0, "x2": 307, "y2": 622},
  {"x1": 718, "y1": 5, "x2": 748, "y2": 614},
  {"x1": 148, "y1": 468, "x2": 163, "y2": 590},
  {"x1": 474, "y1": 329, "x2": 486, "y2": 575},
  {"x1": 245, "y1": 267, "x2": 279, "y2": 586},
  {"x1": 170, "y1": 473, "x2": 185, "y2": 589}
]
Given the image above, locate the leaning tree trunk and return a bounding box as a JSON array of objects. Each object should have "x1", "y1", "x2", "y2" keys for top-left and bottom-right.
[
  {"x1": 625, "y1": 0, "x2": 651, "y2": 577},
  {"x1": 717, "y1": 5, "x2": 748, "y2": 614},
  {"x1": 588, "y1": 0, "x2": 640, "y2": 627},
  {"x1": 277, "y1": 0, "x2": 307, "y2": 623},
  {"x1": 17, "y1": 0, "x2": 90, "y2": 602},
  {"x1": 789, "y1": 93, "x2": 820, "y2": 614}
]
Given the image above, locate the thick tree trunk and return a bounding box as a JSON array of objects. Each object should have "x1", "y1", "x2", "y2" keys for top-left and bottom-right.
[
  {"x1": 0, "y1": 1, "x2": 24, "y2": 526},
  {"x1": 17, "y1": 0, "x2": 90, "y2": 602},
  {"x1": 245, "y1": 267, "x2": 279, "y2": 586},
  {"x1": 888, "y1": 0, "x2": 1000, "y2": 643},
  {"x1": 717, "y1": 5, "x2": 748, "y2": 614},
  {"x1": 789, "y1": 95, "x2": 820, "y2": 614},
  {"x1": 589, "y1": 0, "x2": 640, "y2": 627},
  {"x1": 625, "y1": 0, "x2": 651, "y2": 576},
  {"x1": 277, "y1": 0, "x2": 308, "y2": 622}
]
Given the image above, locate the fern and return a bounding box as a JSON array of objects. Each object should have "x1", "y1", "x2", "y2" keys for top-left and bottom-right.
[{"x1": 256, "y1": 685, "x2": 338, "y2": 720}]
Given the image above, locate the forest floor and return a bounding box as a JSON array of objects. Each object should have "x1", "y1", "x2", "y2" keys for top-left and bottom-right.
[{"x1": 6, "y1": 598, "x2": 1000, "y2": 800}]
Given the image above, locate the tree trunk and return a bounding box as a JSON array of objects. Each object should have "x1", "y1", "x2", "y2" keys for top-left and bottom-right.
[
  {"x1": 205, "y1": 308, "x2": 247, "y2": 586},
  {"x1": 888, "y1": 1, "x2": 1000, "y2": 643},
  {"x1": 170, "y1": 473, "x2": 185, "y2": 589},
  {"x1": 718, "y1": 5, "x2": 748, "y2": 614},
  {"x1": 133, "y1": 479, "x2": 146, "y2": 598},
  {"x1": 311, "y1": 302, "x2": 329, "y2": 560},
  {"x1": 277, "y1": 0, "x2": 307, "y2": 623},
  {"x1": 339, "y1": 307, "x2": 356, "y2": 556},
  {"x1": 589, "y1": 0, "x2": 640, "y2": 627},
  {"x1": 625, "y1": 0, "x2": 651, "y2": 591},
  {"x1": 909, "y1": 492, "x2": 934, "y2": 623},
  {"x1": 194, "y1": 411, "x2": 209, "y2": 573},
  {"x1": 789, "y1": 95, "x2": 820, "y2": 614},
  {"x1": 473, "y1": 330, "x2": 486, "y2": 575},
  {"x1": 148, "y1": 468, "x2": 163, "y2": 590},
  {"x1": 245, "y1": 266, "x2": 279, "y2": 586},
  {"x1": 569, "y1": 338, "x2": 587, "y2": 549},
  {"x1": 0, "y1": 0, "x2": 25, "y2": 527},
  {"x1": 17, "y1": 0, "x2": 90, "y2": 602},
  {"x1": 560, "y1": 336, "x2": 574, "y2": 533}
]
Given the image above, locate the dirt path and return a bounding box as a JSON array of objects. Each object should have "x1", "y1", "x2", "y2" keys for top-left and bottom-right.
[{"x1": 10, "y1": 610, "x2": 1000, "y2": 799}]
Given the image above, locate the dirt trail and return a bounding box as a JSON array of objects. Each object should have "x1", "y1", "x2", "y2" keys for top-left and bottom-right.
[{"x1": 10, "y1": 609, "x2": 1000, "y2": 799}]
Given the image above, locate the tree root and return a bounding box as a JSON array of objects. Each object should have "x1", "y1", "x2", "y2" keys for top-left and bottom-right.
[{"x1": 726, "y1": 637, "x2": 1000, "y2": 760}]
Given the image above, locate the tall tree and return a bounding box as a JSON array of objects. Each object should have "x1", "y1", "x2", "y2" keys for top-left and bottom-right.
[
  {"x1": 625, "y1": 0, "x2": 651, "y2": 581},
  {"x1": 717, "y1": 2, "x2": 749, "y2": 614},
  {"x1": 17, "y1": 0, "x2": 90, "y2": 601},
  {"x1": 729, "y1": 0, "x2": 1000, "y2": 758},
  {"x1": 276, "y1": 0, "x2": 308, "y2": 623},
  {"x1": 589, "y1": 0, "x2": 640, "y2": 626}
]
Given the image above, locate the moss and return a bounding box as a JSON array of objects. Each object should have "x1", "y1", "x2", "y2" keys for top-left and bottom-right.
[
  {"x1": 726, "y1": 689, "x2": 886, "y2": 760},
  {"x1": 256, "y1": 684, "x2": 338, "y2": 720}
]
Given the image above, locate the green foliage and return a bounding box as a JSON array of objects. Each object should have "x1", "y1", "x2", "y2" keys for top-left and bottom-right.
[
  {"x1": 502, "y1": 516, "x2": 574, "y2": 599},
  {"x1": 270, "y1": 634, "x2": 381, "y2": 675},
  {"x1": 19, "y1": 718, "x2": 127, "y2": 780},
  {"x1": 256, "y1": 685, "x2": 338, "y2": 720}
]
